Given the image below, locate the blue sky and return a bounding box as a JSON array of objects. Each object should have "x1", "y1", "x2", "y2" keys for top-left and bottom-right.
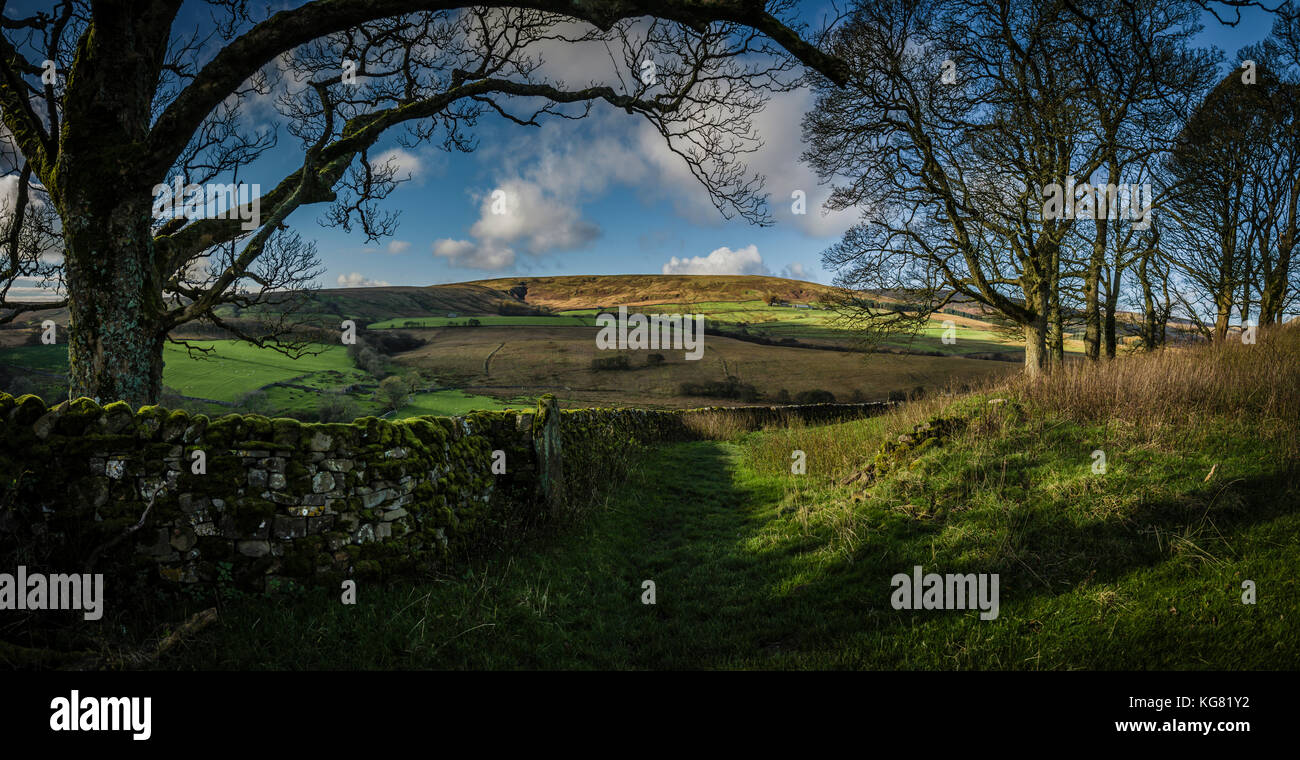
[
  {"x1": 0, "y1": 1, "x2": 1280, "y2": 299},
  {"x1": 294, "y1": 3, "x2": 1279, "y2": 291}
]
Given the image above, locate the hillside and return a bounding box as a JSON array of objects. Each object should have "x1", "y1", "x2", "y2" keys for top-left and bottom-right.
[
  {"x1": 0, "y1": 272, "x2": 1030, "y2": 414},
  {"x1": 234, "y1": 283, "x2": 539, "y2": 324},
  {"x1": 0, "y1": 283, "x2": 536, "y2": 333},
  {"x1": 463, "y1": 274, "x2": 842, "y2": 310}
]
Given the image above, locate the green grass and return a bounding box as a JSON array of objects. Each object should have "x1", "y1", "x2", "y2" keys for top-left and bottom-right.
[
  {"x1": 284, "y1": 368, "x2": 371, "y2": 391},
  {"x1": 394, "y1": 390, "x2": 525, "y2": 417},
  {"x1": 560, "y1": 302, "x2": 1037, "y2": 355},
  {"x1": 160, "y1": 341, "x2": 353, "y2": 402},
  {"x1": 0, "y1": 342, "x2": 522, "y2": 417},
  {"x1": 0, "y1": 341, "x2": 354, "y2": 404},
  {"x1": 364, "y1": 299, "x2": 1038, "y2": 358},
  {"x1": 157, "y1": 396, "x2": 1299, "y2": 669},
  {"x1": 368, "y1": 315, "x2": 600, "y2": 329},
  {"x1": 0, "y1": 345, "x2": 69, "y2": 373},
  {"x1": 563, "y1": 300, "x2": 831, "y2": 324}
]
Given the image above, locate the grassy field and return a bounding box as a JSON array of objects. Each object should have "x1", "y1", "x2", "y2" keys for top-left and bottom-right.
[
  {"x1": 149, "y1": 325, "x2": 1300, "y2": 670},
  {"x1": 549, "y1": 301, "x2": 1047, "y2": 356},
  {"x1": 465, "y1": 273, "x2": 840, "y2": 310},
  {"x1": 253, "y1": 383, "x2": 524, "y2": 418},
  {"x1": 369, "y1": 315, "x2": 600, "y2": 329},
  {"x1": 0, "y1": 340, "x2": 527, "y2": 419},
  {"x1": 0, "y1": 345, "x2": 69, "y2": 373},
  {"x1": 0, "y1": 275, "x2": 1139, "y2": 417},
  {"x1": 160, "y1": 341, "x2": 354, "y2": 402},
  {"x1": 390, "y1": 325, "x2": 1017, "y2": 408},
  {"x1": 396, "y1": 390, "x2": 523, "y2": 416},
  {"x1": 0, "y1": 340, "x2": 354, "y2": 403}
]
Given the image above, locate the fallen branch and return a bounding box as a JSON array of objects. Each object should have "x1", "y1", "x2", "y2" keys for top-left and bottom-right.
[{"x1": 84, "y1": 490, "x2": 158, "y2": 573}]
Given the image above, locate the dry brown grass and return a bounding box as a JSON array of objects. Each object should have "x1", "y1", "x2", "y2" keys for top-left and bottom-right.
[
  {"x1": 681, "y1": 409, "x2": 771, "y2": 440},
  {"x1": 393, "y1": 325, "x2": 1014, "y2": 408},
  {"x1": 737, "y1": 324, "x2": 1300, "y2": 482},
  {"x1": 461, "y1": 274, "x2": 841, "y2": 310},
  {"x1": 1003, "y1": 323, "x2": 1300, "y2": 456}
]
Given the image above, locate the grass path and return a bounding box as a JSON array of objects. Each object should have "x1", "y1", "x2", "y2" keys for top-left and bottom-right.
[{"x1": 161, "y1": 428, "x2": 1299, "y2": 670}]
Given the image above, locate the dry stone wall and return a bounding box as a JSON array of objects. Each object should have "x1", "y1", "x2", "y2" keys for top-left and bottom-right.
[{"x1": 0, "y1": 392, "x2": 889, "y2": 591}]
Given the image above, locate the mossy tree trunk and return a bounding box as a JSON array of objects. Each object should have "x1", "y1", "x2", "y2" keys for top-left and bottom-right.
[
  {"x1": 61, "y1": 202, "x2": 167, "y2": 407},
  {"x1": 47, "y1": 4, "x2": 172, "y2": 407}
]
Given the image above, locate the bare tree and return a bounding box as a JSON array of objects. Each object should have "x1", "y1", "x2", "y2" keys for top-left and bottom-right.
[
  {"x1": 1163, "y1": 64, "x2": 1284, "y2": 340},
  {"x1": 1241, "y1": 5, "x2": 1300, "y2": 326},
  {"x1": 805, "y1": 0, "x2": 1110, "y2": 376},
  {"x1": 0, "y1": 0, "x2": 847, "y2": 406},
  {"x1": 1073, "y1": 0, "x2": 1213, "y2": 359}
]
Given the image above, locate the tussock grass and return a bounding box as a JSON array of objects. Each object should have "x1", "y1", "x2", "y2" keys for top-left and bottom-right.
[
  {"x1": 1008, "y1": 323, "x2": 1300, "y2": 457},
  {"x1": 680, "y1": 408, "x2": 813, "y2": 440},
  {"x1": 745, "y1": 324, "x2": 1300, "y2": 485}
]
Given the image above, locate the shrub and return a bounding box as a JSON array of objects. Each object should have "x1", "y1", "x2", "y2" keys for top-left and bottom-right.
[
  {"x1": 316, "y1": 394, "x2": 361, "y2": 423},
  {"x1": 347, "y1": 343, "x2": 388, "y2": 379},
  {"x1": 793, "y1": 389, "x2": 836, "y2": 404},
  {"x1": 498, "y1": 301, "x2": 545, "y2": 316},
  {"x1": 590, "y1": 355, "x2": 631, "y2": 371},
  {"x1": 646, "y1": 353, "x2": 665, "y2": 366},
  {"x1": 236, "y1": 389, "x2": 277, "y2": 415},
  {"x1": 679, "y1": 376, "x2": 762, "y2": 402},
  {"x1": 368, "y1": 331, "x2": 425, "y2": 355},
  {"x1": 375, "y1": 375, "x2": 410, "y2": 411}
]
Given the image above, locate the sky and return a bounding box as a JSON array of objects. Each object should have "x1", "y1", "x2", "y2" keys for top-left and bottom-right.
[
  {"x1": 298, "y1": 2, "x2": 859, "y2": 290},
  {"x1": 298, "y1": 2, "x2": 1280, "y2": 291},
  {"x1": 2, "y1": 1, "x2": 1285, "y2": 295}
]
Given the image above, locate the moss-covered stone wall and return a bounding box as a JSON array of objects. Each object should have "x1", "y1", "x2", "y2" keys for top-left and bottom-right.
[{"x1": 0, "y1": 392, "x2": 888, "y2": 591}]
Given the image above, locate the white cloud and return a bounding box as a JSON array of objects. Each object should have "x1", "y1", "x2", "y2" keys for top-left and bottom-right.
[
  {"x1": 467, "y1": 179, "x2": 601, "y2": 254},
  {"x1": 436, "y1": 116, "x2": 650, "y2": 270},
  {"x1": 662, "y1": 244, "x2": 767, "y2": 276},
  {"x1": 336, "y1": 271, "x2": 390, "y2": 287},
  {"x1": 386, "y1": 240, "x2": 411, "y2": 254},
  {"x1": 780, "y1": 262, "x2": 809, "y2": 280},
  {"x1": 748, "y1": 89, "x2": 857, "y2": 238},
  {"x1": 477, "y1": 88, "x2": 855, "y2": 242},
  {"x1": 369, "y1": 148, "x2": 426, "y2": 183},
  {"x1": 434, "y1": 71, "x2": 854, "y2": 273},
  {"x1": 432, "y1": 237, "x2": 516, "y2": 270}
]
